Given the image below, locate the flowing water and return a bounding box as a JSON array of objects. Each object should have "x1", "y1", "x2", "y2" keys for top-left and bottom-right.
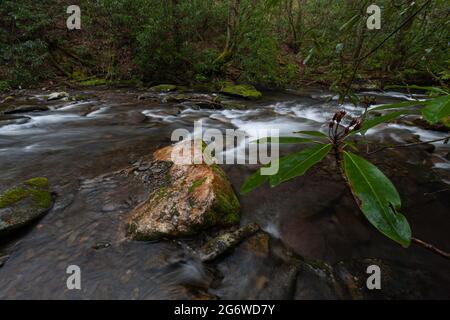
[{"x1": 0, "y1": 87, "x2": 449, "y2": 299}]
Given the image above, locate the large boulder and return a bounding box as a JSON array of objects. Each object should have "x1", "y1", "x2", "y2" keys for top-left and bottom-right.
[
  {"x1": 0, "y1": 177, "x2": 53, "y2": 237},
  {"x1": 127, "y1": 142, "x2": 240, "y2": 240}
]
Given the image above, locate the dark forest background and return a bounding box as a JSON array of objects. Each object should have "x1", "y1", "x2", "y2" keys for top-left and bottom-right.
[{"x1": 0, "y1": 0, "x2": 448, "y2": 92}]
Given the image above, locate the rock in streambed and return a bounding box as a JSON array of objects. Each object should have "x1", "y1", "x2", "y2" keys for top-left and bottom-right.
[
  {"x1": 0, "y1": 177, "x2": 54, "y2": 238},
  {"x1": 127, "y1": 142, "x2": 240, "y2": 240}
]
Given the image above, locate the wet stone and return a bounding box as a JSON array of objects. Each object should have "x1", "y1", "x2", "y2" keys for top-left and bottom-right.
[
  {"x1": 0, "y1": 177, "x2": 54, "y2": 238},
  {"x1": 127, "y1": 142, "x2": 240, "y2": 241},
  {"x1": 92, "y1": 242, "x2": 111, "y2": 250}
]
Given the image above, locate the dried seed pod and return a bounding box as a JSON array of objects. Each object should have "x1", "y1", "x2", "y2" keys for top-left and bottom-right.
[
  {"x1": 336, "y1": 110, "x2": 347, "y2": 122},
  {"x1": 332, "y1": 113, "x2": 338, "y2": 121},
  {"x1": 354, "y1": 121, "x2": 362, "y2": 130}
]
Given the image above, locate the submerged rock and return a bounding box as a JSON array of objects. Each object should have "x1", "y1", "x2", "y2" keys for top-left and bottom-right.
[
  {"x1": 220, "y1": 83, "x2": 262, "y2": 100},
  {"x1": 47, "y1": 92, "x2": 69, "y2": 101},
  {"x1": 127, "y1": 142, "x2": 240, "y2": 240},
  {"x1": 0, "y1": 177, "x2": 53, "y2": 237},
  {"x1": 0, "y1": 114, "x2": 30, "y2": 126},
  {"x1": 199, "y1": 223, "x2": 260, "y2": 262},
  {"x1": 4, "y1": 105, "x2": 49, "y2": 114}
]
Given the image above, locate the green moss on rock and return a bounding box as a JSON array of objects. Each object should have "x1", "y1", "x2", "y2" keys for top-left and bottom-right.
[
  {"x1": 0, "y1": 187, "x2": 29, "y2": 209},
  {"x1": 150, "y1": 84, "x2": 178, "y2": 92},
  {"x1": 221, "y1": 83, "x2": 262, "y2": 100},
  {"x1": 0, "y1": 177, "x2": 53, "y2": 237},
  {"x1": 214, "y1": 189, "x2": 240, "y2": 224},
  {"x1": 0, "y1": 177, "x2": 51, "y2": 210},
  {"x1": 188, "y1": 177, "x2": 207, "y2": 193},
  {"x1": 25, "y1": 177, "x2": 49, "y2": 189}
]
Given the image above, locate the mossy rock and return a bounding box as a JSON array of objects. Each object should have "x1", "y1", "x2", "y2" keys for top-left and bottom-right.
[
  {"x1": 150, "y1": 84, "x2": 178, "y2": 92},
  {"x1": 70, "y1": 70, "x2": 108, "y2": 87},
  {"x1": 220, "y1": 83, "x2": 262, "y2": 100},
  {"x1": 79, "y1": 78, "x2": 109, "y2": 86},
  {"x1": 127, "y1": 142, "x2": 240, "y2": 241},
  {"x1": 0, "y1": 177, "x2": 53, "y2": 237}
]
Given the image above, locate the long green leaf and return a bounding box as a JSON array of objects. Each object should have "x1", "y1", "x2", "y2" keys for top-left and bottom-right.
[
  {"x1": 240, "y1": 168, "x2": 268, "y2": 195},
  {"x1": 421, "y1": 95, "x2": 450, "y2": 124},
  {"x1": 385, "y1": 85, "x2": 449, "y2": 95},
  {"x1": 269, "y1": 144, "x2": 332, "y2": 187},
  {"x1": 253, "y1": 137, "x2": 314, "y2": 144},
  {"x1": 369, "y1": 100, "x2": 422, "y2": 112},
  {"x1": 294, "y1": 130, "x2": 328, "y2": 138},
  {"x1": 351, "y1": 110, "x2": 415, "y2": 135},
  {"x1": 343, "y1": 152, "x2": 411, "y2": 247}
]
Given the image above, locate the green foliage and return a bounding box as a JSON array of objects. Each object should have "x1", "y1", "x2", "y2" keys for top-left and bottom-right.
[
  {"x1": 241, "y1": 143, "x2": 332, "y2": 194},
  {"x1": 240, "y1": 167, "x2": 269, "y2": 195},
  {"x1": 352, "y1": 110, "x2": 416, "y2": 135},
  {"x1": 294, "y1": 130, "x2": 328, "y2": 138},
  {"x1": 0, "y1": 81, "x2": 10, "y2": 92},
  {"x1": 0, "y1": 0, "x2": 58, "y2": 87},
  {"x1": 422, "y1": 95, "x2": 450, "y2": 124},
  {"x1": 342, "y1": 152, "x2": 411, "y2": 247},
  {"x1": 369, "y1": 100, "x2": 424, "y2": 112},
  {"x1": 367, "y1": 87, "x2": 450, "y2": 127},
  {"x1": 270, "y1": 144, "x2": 332, "y2": 187},
  {"x1": 0, "y1": 0, "x2": 448, "y2": 88},
  {"x1": 1, "y1": 40, "x2": 49, "y2": 87}
]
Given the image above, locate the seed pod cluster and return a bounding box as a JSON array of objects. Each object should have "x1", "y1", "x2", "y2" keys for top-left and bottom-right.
[{"x1": 329, "y1": 110, "x2": 363, "y2": 139}]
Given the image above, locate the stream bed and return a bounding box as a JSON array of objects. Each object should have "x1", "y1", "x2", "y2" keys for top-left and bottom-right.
[{"x1": 0, "y1": 87, "x2": 449, "y2": 299}]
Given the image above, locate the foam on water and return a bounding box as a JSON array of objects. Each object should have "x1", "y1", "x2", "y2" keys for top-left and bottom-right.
[
  {"x1": 387, "y1": 124, "x2": 449, "y2": 146},
  {"x1": 58, "y1": 101, "x2": 92, "y2": 110},
  {"x1": 361, "y1": 90, "x2": 427, "y2": 101},
  {"x1": 0, "y1": 113, "x2": 85, "y2": 135},
  {"x1": 142, "y1": 109, "x2": 178, "y2": 123},
  {"x1": 86, "y1": 106, "x2": 110, "y2": 117}
]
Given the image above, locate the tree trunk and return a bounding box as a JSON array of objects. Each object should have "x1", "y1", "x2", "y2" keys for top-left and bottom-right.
[{"x1": 215, "y1": 0, "x2": 240, "y2": 65}]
